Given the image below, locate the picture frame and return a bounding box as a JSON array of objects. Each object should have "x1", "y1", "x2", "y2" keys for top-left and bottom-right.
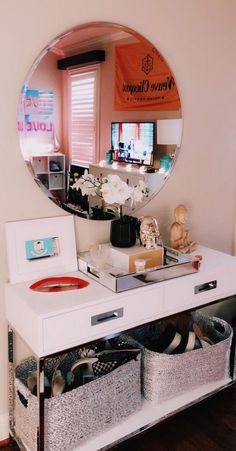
[{"x1": 5, "y1": 216, "x2": 77, "y2": 283}]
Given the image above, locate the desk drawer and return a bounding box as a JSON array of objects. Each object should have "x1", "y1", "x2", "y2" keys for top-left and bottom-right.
[
  {"x1": 42, "y1": 286, "x2": 163, "y2": 353},
  {"x1": 163, "y1": 268, "x2": 235, "y2": 314}
]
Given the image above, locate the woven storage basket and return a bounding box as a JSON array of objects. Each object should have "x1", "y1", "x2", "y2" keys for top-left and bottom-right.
[
  {"x1": 14, "y1": 349, "x2": 141, "y2": 451},
  {"x1": 126, "y1": 313, "x2": 233, "y2": 404}
]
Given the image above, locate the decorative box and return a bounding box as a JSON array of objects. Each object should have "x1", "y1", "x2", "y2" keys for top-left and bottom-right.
[{"x1": 107, "y1": 243, "x2": 164, "y2": 272}]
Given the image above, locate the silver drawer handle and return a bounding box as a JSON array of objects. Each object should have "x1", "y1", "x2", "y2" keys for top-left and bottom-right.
[
  {"x1": 91, "y1": 308, "x2": 123, "y2": 326},
  {"x1": 194, "y1": 280, "x2": 217, "y2": 294}
]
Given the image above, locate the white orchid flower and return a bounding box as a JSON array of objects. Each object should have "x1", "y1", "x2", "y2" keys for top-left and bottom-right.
[
  {"x1": 71, "y1": 170, "x2": 100, "y2": 196},
  {"x1": 100, "y1": 174, "x2": 133, "y2": 205},
  {"x1": 71, "y1": 171, "x2": 149, "y2": 217},
  {"x1": 131, "y1": 186, "x2": 143, "y2": 205},
  {"x1": 130, "y1": 181, "x2": 149, "y2": 206}
]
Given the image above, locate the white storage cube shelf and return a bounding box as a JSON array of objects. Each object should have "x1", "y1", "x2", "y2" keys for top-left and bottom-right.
[
  {"x1": 32, "y1": 154, "x2": 65, "y2": 194},
  {"x1": 49, "y1": 173, "x2": 64, "y2": 190},
  {"x1": 32, "y1": 154, "x2": 65, "y2": 174},
  {"x1": 32, "y1": 156, "x2": 48, "y2": 173},
  {"x1": 48, "y1": 155, "x2": 65, "y2": 170}
]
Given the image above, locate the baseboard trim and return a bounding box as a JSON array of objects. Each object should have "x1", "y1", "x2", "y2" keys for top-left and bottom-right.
[{"x1": 0, "y1": 413, "x2": 9, "y2": 442}]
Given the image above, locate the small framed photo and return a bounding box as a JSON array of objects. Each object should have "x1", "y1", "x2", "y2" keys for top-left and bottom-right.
[{"x1": 5, "y1": 216, "x2": 77, "y2": 283}]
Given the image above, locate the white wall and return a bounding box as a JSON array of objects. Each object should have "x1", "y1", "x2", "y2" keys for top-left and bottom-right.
[{"x1": 1, "y1": 0, "x2": 236, "y2": 434}]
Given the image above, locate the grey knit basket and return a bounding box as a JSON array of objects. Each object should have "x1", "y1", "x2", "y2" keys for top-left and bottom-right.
[
  {"x1": 126, "y1": 313, "x2": 233, "y2": 404},
  {"x1": 14, "y1": 350, "x2": 141, "y2": 451}
]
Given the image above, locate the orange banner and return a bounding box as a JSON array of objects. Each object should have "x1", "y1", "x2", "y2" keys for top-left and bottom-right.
[{"x1": 114, "y1": 41, "x2": 180, "y2": 111}]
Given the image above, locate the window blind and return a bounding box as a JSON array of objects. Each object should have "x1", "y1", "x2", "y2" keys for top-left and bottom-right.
[{"x1": 68, "y1": 65, "x2": 100, "y2": 166}]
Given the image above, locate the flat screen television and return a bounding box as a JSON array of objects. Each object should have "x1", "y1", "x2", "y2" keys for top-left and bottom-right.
[{"x1": 111, "y1": 121, "x2": 155, "y2": 166}]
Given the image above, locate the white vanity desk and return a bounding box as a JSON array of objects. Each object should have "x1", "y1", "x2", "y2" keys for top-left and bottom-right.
[{"x1": 5, "y1": 245, "x2": 236, "y2": 450}]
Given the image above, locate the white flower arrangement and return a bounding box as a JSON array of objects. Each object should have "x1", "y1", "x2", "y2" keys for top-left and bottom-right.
[
  {"x1": 71, "y1": 170, "x2": 149, "y2": 220},
  {"x1": 71, "y1": 171, "x2": 100, "y2": 197}
]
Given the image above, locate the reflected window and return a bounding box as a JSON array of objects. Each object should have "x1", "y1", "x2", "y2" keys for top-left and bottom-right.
[{"x1": 66, "y1": 64, "x2": 100, "y2": 166}]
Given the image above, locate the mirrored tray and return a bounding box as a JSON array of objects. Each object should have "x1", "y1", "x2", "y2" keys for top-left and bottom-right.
[{"x1": 78, "y1": 247, "x2": 200, "y2": 293}]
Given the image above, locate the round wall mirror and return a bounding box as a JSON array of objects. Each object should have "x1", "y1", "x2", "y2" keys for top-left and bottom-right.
[{"x1": 18, "y1": 22, "x2": 182, "y2": 220}]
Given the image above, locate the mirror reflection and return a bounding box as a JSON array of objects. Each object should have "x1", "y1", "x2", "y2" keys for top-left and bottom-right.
[{"x1": 18, "y1": 22, "x2": 182, "y2": 220}]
